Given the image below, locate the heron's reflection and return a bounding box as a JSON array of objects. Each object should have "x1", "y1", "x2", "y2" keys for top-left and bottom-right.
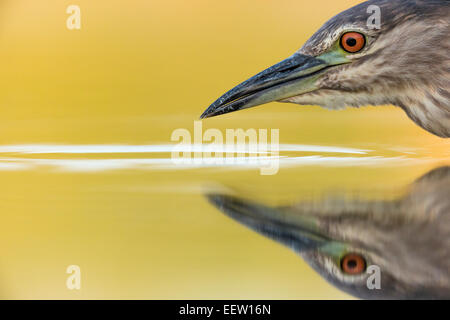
[{"x1": 206, "y1": 166, "x2": 450, "y2": 299}]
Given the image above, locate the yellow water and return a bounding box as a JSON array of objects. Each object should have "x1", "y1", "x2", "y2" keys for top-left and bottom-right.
[{"x1": 0, "y1": 0, "x2": 449, "y2": 299}]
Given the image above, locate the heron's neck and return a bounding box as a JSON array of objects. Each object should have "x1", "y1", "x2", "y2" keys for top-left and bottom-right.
[{"x1": 396, "y1": 87, "x2": 450, "y2": 138}]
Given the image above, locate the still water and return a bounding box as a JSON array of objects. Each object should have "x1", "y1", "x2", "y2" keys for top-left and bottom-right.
[
  {"x1": 0, "y1": 0, "x2": 449, "y2": 299},
  {"x1": 1, "y1": 139, "x2": 448, "y2": 299}
]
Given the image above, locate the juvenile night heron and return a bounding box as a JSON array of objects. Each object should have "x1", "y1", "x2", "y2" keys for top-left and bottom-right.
[
  {"x1": 200, "y1": 0, "x2": 450, "y2": 137},
  {"x1": 206, "y1": 166, "x2": 450, "y2": 299}
]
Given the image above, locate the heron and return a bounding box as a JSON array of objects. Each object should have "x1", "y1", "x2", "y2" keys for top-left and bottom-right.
[
  {"x1": 200, "y1": 0, "x2": 450, "y2": 137},
  {"x1": 206, "y1": 166, "x2": 450, "y2": 299}
]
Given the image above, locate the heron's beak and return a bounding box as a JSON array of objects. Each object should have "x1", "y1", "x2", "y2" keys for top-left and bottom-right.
[
  {"x1": 206, "y1": 194, "x2": 330, "y2": 252},
  {"x1": 200, "y1": 53, "x2": 328, "y2": 119}
]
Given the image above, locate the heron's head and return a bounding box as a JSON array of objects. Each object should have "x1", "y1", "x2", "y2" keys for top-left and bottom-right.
[
  {"x1": 206, "y1": 194, "x2": 404, "y2": 299},
  {"x1": 206, "y1": 167, "x2": 450, "y2": 299},
  {"x1": 201, "y1": 0, "x2": 449, "y2": 136}
]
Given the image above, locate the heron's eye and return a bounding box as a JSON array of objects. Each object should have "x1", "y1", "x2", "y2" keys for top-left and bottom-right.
[
  {"x1": 340, "y1": 253, "x2": 366, "y2": 275},
  {"x1": 340, "y1": 32, "x2": 366, "y2": 53}
]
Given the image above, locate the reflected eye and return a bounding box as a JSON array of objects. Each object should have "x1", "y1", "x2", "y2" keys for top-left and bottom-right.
[
  {"x1": 340, "y1": 253, "x2": 366, "y2": 275},
  {"x1": 340, "y1": 32, "x2": 366, "y2": 53}
]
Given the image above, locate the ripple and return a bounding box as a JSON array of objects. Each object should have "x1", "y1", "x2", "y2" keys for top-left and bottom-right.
[
  {"x1": 0, "y1": 143, "x2": 369, "y2": 155},
  {"x1": 0, "y1": 143, "x2": 441, "y2": 172}
]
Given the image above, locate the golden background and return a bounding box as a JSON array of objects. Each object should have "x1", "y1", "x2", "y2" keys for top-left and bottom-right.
[{"x1": 0, "y1": 0, "x2": 448, "y2": 299}]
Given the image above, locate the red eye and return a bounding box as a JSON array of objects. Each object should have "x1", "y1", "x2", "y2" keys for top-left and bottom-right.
[
  {"x1": 341, "y1": 253, "x2": 366, "y2": 275},
  {"x1": 341, "y1": 32, "x2": 366, "y2": 53}
]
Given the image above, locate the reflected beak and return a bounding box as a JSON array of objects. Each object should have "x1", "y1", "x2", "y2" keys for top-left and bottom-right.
[
  {"x1": 200, "y1": 53, "x2": 328, "y2": 119},
  {"x1": 206, "y1": 194, "x2": 330, "y2": 252}
]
